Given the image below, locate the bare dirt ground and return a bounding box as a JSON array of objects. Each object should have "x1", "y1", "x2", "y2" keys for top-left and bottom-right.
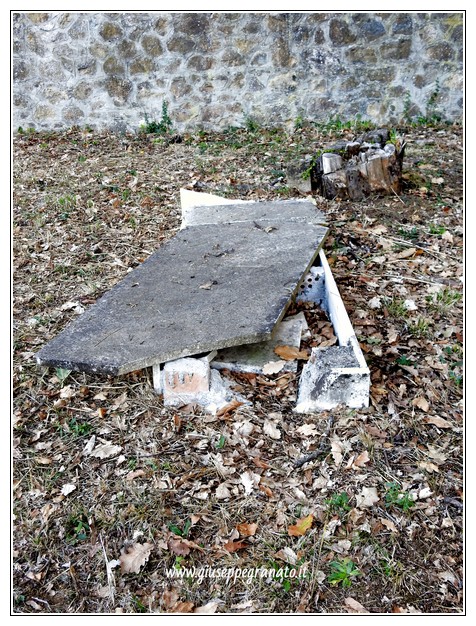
[{"x1": 12, "y1": 120, "x2": 463, "y2": 614}]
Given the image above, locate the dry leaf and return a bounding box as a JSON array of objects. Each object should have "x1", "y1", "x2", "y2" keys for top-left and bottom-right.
[
  {"x1": 296, "y1": 423, "x2": 318, "y2": 437},
  {"x1": 263, "y1": 419, "x2": 281, "y2": 440},
  {"x1": 418, "y1": 461, "x2": 439, "y2": 474},
  {"x1": 126, "y1": 469, "x2": 146, "y2": 481},
  {"x1": 356, "y1": 487, "x2": 379, "y2": 508},
  {"x1": 252, "y1": 457, "x2": 270, "y2": 469},
  {"x1": 274, "y1": 546, "x2": 298, "y2": 565},
  {"x1": 274, "y1": 345, "x2": 309, "y2": 361},
  {"x1": 287, "y1": 514, "x2": 313, "y2": 537},
  {"x1": 353, "y1": 451, "x2": 370, "y2": 468},
  {"x1": 418, "y1": 487, "x2": 433, "y2": 499},
  {"x1": 259, "y1": 484, "x2": 273, "y2": 498},
  {"x1": 397, "y1": 247, "x2": 416, "y2": 259},
  {"x1": 237, "y1": 522, "x2": 258, "y2": 537},
  {"x1": 241, "y1": 471, "x2": 259, "y2": 495},
  {"x1": 216, "y1": 399, "x2": 243, "y2": 418},
  {"x1": 262, "y1": 360, "x2": 286, "y2": 375},
  {"x1": 425, "y1": 416, "x2": 452, "y2": 429},
  {"x1": 35, "y1": 456, "x2": 52, "y2": 465},
  {"x1": 90, "y1": 443, "x2": 123, "y2": 459},
  {"x1": 194, "y1": 601, "x2": 220, "y2": 614},
  {"x1": 83, "y1": 435, "x2": 96, "y2": 456},
  {"x1": 119, "y1": 542, "x2": 153, "y2": 574},
  {"x1": 224, "y1": 540, "x2": 248, "y2": 552},
  {"x1": 379, "y1": 518, "x2": 398, "y2": 533},
  {"x1": 387, "y1": 327, "x2": 399, "y2": 343},
  {"x1": 174, "y1": 601, "x2": 195, "y2": 613},
  {"x1": 426, "y1": 445, "x2": 448, "y2": 465},
  {"x1": 61, "y1": 483, "x2": 76, "y2": 496},
  {"x1": 331, "y1": 439, "x2": 343, "y2": 466},
  {"x1": 345, "y1": 597, "x2": 368, "y2": 613},
  {"x1": 112, "y1": 391, "x2": 128, "y2": 409},
  {"x1": 412, "y1": 397, "x2": 429, "y2": 412},
  {"x1": 162, "y1": 589, "x2": 179, "y2": 610},
  {"x1": 215, "y1": 483, "x2": 232, "y2": 499},
  {"x1": 169, "y1": 538, "x2": 191, "y2": 556}
]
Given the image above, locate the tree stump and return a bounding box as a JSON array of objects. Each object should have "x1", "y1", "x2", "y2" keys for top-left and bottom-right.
[{"x1": 286, "y1": 128, "x2": 405, "y2": 200}]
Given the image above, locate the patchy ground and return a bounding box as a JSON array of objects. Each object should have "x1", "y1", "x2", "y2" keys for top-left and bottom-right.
[{"x1": 12, "y1": 120, "x2": 463, "y2": 614}]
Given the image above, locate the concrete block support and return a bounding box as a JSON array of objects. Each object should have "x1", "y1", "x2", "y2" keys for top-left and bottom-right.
[{"x1": 154, "y1": 355, "x2": 239, "y2": 413}]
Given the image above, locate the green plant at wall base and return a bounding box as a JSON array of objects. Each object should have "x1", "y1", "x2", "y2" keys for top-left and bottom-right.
[
  {"x1": 140, "y1": 102, "x2": 173, "y2": 134},
  {"x1": 327, "y1": 559, "x2": 360, "y2": 587},
  {"x1": 244, "y1": 116, "x2": 260, "y2": 133}
]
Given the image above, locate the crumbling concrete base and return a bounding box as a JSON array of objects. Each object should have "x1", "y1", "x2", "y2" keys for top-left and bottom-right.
[
  {"x1": 153, "y1": 355, "x2": 241, "y2": 414},
  {"x1": 295, "y1": 341, "x2": 370, "y2": 412}
]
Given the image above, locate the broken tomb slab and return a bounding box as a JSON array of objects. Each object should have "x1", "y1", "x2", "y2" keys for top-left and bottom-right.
[
  {"x1": 181, "y1": 198, "x2": 326, "y2": 228},
  {"x1": 36, "y1": 214, "x2": 328, "y2": 375}
]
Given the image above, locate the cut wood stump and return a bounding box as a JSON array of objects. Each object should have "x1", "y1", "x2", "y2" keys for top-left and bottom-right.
[{"x1": 286, "y1": 128, "x2": 405, "y2": 200}]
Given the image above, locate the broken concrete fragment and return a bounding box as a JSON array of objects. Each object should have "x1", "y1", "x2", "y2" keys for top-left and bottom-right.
[
  {"x1": 295, "y1": 345, "x2": 370, "y2": 411},
  {"x1": 181, "y1": 198, "x2": 326, "y2": 228},
  {"x1": 294, "y1": 249, "x2": 370, "y2": 412},
  {"x1": 157, "y1": 356, "x2": 241, "y2": 413},
  {"x1": 212, "y1": 317, "x2": 304, "y2": 374}
]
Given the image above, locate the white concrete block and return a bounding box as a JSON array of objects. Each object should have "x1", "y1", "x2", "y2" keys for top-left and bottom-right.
[{"x1": 155, "y1": 354, "x2": 245, "y2": 414}]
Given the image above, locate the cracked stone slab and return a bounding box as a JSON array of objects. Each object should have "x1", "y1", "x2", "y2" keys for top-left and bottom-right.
[
  {"x1": 181, "y1": 198, "x2": 327, "y2": 227},
  {"x1": 36, "y1": 219, "x2": 328, "y2": 375}
]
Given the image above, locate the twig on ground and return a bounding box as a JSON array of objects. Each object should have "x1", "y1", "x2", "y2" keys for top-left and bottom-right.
[{"x1": 294, "y1": 414, "x2": 335, "y2": 468}]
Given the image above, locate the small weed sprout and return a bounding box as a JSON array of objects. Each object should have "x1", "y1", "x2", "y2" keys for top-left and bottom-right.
[
  {"x1": 385, "y1": 298, "x2": 409, "y2": 320},
  {"x1": 327, "y1": 558, "x2": 360, "y2": 587},
  {"x1": 326, "y1": 491, "x2": 351, "y2": 517},
  {"x1": 385, "y1": 482, "x2": 415, "y2": 512},
  {"x1": 55, "y1": 367, "x2": 72, "y2": 387},
  {"x1": 407, "y1": 317, "x2": 431, "y2": 338}
]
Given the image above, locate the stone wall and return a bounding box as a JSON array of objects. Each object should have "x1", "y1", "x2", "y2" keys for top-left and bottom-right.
[{"x1": 12, "y1": 12, "x2": 463, "y2": 132}]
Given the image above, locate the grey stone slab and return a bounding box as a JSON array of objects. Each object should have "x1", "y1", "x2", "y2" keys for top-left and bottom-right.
[
  {"x1": 36, "y1": 220, "x2": 328, "y2": 375},
  {"x1": 211, "y1": 317, "x2": 304, "y2": 374},
  {"x1": 181, "y1": 199, "x2": 326, "y2": 227}
]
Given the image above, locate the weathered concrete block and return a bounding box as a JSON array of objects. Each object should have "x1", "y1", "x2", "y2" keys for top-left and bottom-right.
[
  {"x1": 155, "y1": 356, "x2": 243, "y2": 414},
  {"x1": 164, "y1": 357, "x2": 210, "y2": 398},
  {"x1": 295, "y1": 344, "x2": 370, "y2": 411}
]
